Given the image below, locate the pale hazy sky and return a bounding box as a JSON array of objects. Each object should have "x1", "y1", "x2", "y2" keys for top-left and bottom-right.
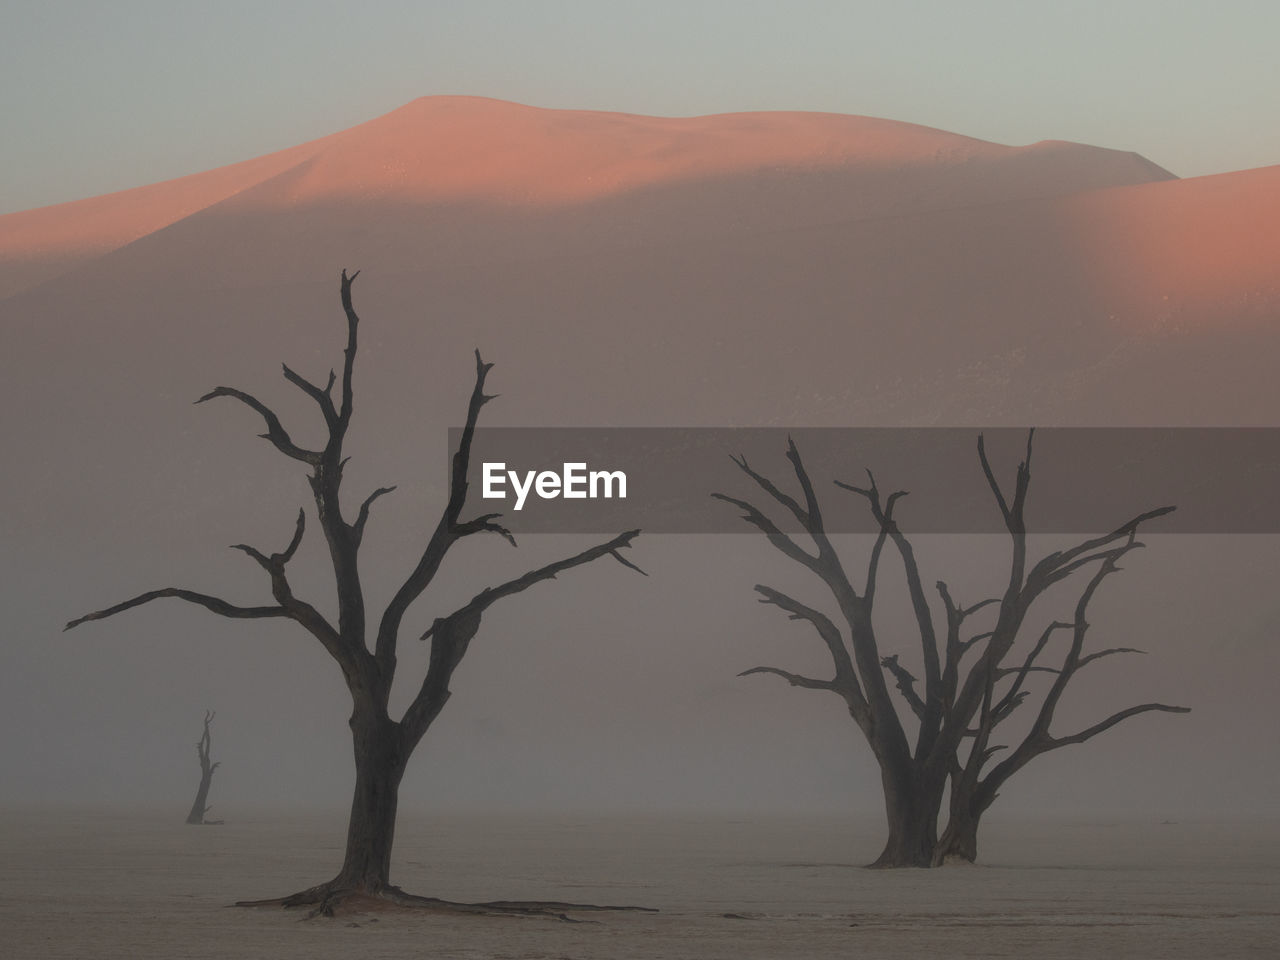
[{"x1": 3, "y1": 1, "x2": 1278, "y2": 215}]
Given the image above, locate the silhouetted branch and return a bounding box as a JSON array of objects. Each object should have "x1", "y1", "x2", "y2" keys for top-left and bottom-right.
[
  {"x1": 66, "y1": 589, "x2": 289, "y2": 630},
  {"x1": 445, "y1": 350, "x2": 498, "y2": 527},
  {"x1": 401, "y1": 529, "x2": 644, "y2": 741},
  {"x1": 1049, "y1": 702, "x2": 1191, "y2": 748},
  {"x1": 990, "y1": 620, "x2": 1071, "y2": 719},
  {"x1": 783, "y1": 435, "x2": 825, "y2": 528},
  {"x1": 609, "y1": 547, "x2": 648, "y2": 576},
  {"x1": 976, "y1": 436, "x2": 1007, "y2": 523},
  {"x1": 1077, "y1": 646, "x2": 1145, "y2": 668},
  {"x1": 232, "y1": 508, "x2": 307, "y2": 569},
  {"x1": 1028, "y1": 507, "x2": 1175, "y2": 589},
  {"x1": 880, "y1": 654, "x2": 926, "y2": 720},
  {"x1": 337, "y1": 268, "x2": 361, "y2": 426},
  {"x1": 195, "y1": 387, "x2": 320, "y2": 464},
  {"x1": 417, "y1": 530, "x2": 643, "y2": 638},
  {"x1": 710, "y1": 491, "x2": 821, "y2": 573},
  {"x1": 738, "y1": 666, "x2": 836, "y2": 691},
  {"x1": 732, "y1": 451, "x2": 810, "y2": 528},
  {"x1": 717, "y1": 442, "x2": 916, "y2": 789},
  {"x1": 454, "y1": 512, "x2": 516, "y2": 547},
  {"x1": 837, "y1": 471, "x2": 942, "y2": 752},
  {"x1": 282, "y1": 363, "x2": 338, "y2": 428},
  {"x1": 353, "y1": 487, "x2": 397, "y2": 544},
  {"x1": 375, "y1": 349, "x2": 497, "y2": 669},
  {"x1": 754, "y1": 585, "x2": 856, "y2": 683}
]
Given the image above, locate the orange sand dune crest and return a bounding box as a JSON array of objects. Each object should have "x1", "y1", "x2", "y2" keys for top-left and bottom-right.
[
  {"x1": 0, "y1": 96, "x2": 1176, "y2": 300},
  {"x1": 1056, "y1": 163, "x2": 1280, "y2": 324}
]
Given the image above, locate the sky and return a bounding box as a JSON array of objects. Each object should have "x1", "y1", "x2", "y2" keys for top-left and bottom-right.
[{"x1": 3, "y1": 1, "x2": 1279, "y2": 215}]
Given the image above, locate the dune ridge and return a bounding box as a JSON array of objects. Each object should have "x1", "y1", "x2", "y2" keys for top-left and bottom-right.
[{"x1": 0, "y1": 96, "x2": 1179, "y2": 299}]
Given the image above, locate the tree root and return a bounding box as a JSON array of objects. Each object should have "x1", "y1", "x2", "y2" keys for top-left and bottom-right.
[{"x1": 236, "y1": 883, "x2": 658, "y2": 921}]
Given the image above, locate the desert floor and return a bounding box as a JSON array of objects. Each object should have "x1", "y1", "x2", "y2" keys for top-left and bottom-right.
[{"x1": 1, "y1": 811, "x2": 1276, "y2": 959}]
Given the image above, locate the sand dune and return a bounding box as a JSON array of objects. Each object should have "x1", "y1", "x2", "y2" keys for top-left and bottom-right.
[
  {"x1": 0, "y1": 139, "x2": 314, "y2": 298},
  {"x1": 1056, "y1": 163, "x2": 1280, "y2": 318},
  {"x1": 0, "y1": 96, "x2": 1177, "y2": 299},
  {"x1": 2, "y1": 99, "x2": 1277, "y2": 556},
  {"x1": 3, "y1": 97, "x2": 1272, "y2": 368}
]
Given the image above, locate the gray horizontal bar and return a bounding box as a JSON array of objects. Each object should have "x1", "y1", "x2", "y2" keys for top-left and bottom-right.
[{"x1": 447, "y1": 428, "x2": 1280, "y2": 534}]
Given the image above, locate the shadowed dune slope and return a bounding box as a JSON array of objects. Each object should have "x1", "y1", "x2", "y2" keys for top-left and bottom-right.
[{"x1": 1, "y1": 97, "x2": 1276, "y2": 431}]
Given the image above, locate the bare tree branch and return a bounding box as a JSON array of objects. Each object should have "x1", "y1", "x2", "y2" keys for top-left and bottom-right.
[
  {"x1": 232, "y1": 508, "x2": 307, "y2": 569},
  {"x1": 66, "y1": 589, "x2": 289, "y2": 630},
  {"x1": 783, "y1": 435, "x2": 825, "y2": 528},
  {"x1": 754, "y1": 585, "x2": 857, "y2": 685},
  {"x1": 353, "y1": 487, "x2": 397, "y2": 544},
  {"x1": 282, "y1": 363, "x2": 338, "y2": 428},
  {"x1": 837, "y1": 472, "x2": 943, "y2": 753},
  {"x1": 453, "y1": 512, "x2": 517, "y2": 547},
  {"x1": 963, "y1": 598, "x2": 1001, "y2": 618},
  {"x1": 833, "y1": 474, "x2": 904, "y2": 604},
  {"x1": 1049, "y1": 702, "x2": 1191, "y2": 748},
  {"x1": 1028, "y1": 506, "x2": 1175, "y2": 589},
  {"x1": 1031, "y1": 554, "x2": 1127, "y2": 734},
  {"x1": 1077, "y1": 646, "x2": 1145, "y2": 668},
  {"x1": 752, "y1": 584, "x2": 869, "y2": 725},
  {"x1": 738, "y1": 666, "x2": 837, "y2": 691},
  {"x1": 718, "y1": 442, "x2": 916, "y2": 798},
  {"x1": 710, "y1": 491, "x2": 822, "y2": 573},
  {"x1": 990, "y1": 620, "x2": 1071, "y2": 719},
  {"x1": 976, "y1": 434, "x2": 1013, "y2": 526},
  {"x1": 992, "y1": 665, "x2": 1061, "y2": 678},
  {"x1": 195, "y1": 387, "x2": 320, "y2": 464},
  {"x1": 375, "y1": 349, "x2": 497, "y2": 671},
  {"x1": 1037, "y1": 540, "x2": 1146, "y2": 592},
  {"x1": 723, "y1": 444, "x2": 859, "y2": 594},
  {"x1": 445, "y1": 350, "x2": 498, "y2": 527},
  {"x1": 609, "y1": 547, "x2": 649, "y2": 577},
  {"x1": 416, "y1": 530, "x2": 643, "y2": 640},
  {"x1": 732, "y1": 450, "x2": 810, "y2": 528},
  {"x1": 401, "y1": 530, "x2": 644, "y2": 742},
  {"x1": 880, "y1": 654, "x2": 926, "y2": 720},
  {"x1": 337, "y1": 268, "x2": 361, "y2": 428}
]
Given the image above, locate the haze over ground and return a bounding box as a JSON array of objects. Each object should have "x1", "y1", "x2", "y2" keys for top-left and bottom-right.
[{"x1": 1, "y1": 97, "x2": 1277, "y2": 822}]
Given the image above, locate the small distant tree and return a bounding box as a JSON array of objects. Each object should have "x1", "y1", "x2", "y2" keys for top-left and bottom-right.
[
  {"x1": 715, "y1": 432, "x2": 1188, "y2": 867},
  {"x1": 185, "y1": 710, "x2": 220, "y2": 825},
  {"x1": 68, "y1": 271, "x2": 645, "y2": 914}
]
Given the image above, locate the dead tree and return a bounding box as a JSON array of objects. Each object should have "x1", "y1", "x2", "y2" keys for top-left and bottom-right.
[
  {"x1": 931, "y1": 486, "x2": 1191, "y2": 863},
  {"x1": 67, "y1": 271, "x2": 645, "y2": 914},
  {"x1": 185, "y1": 710, "x2": 221, "y2": 825},
  {"x1": 715, "y1": 431, "x2": 1188, "y2": 867}
]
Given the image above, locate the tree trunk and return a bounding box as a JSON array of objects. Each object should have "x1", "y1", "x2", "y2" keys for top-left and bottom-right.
[
  {"x1": 869, "y1": 763, "x2": 940, "y2": 868},
  {"x1": 185, "y1": 711, "x2": 219, "y2": 825},
  {"x1": 933, "y1": 805, "x2": 981, "y2": 864},
  {"x1": 185, "y1": 773, "x2": 215, "y2": 825},
  {"x1": 933, "y1": 781, "x2": 994, "y2": 864},
  {"x1": 331, "y1": 709, "x2": 407, "y2": 892}
]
